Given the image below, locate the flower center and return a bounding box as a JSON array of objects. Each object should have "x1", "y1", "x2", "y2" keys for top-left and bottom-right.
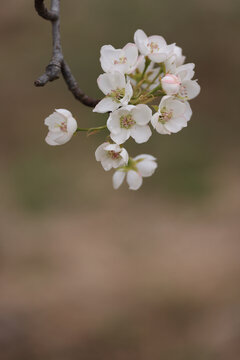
[
  {"x1": 59, "y1": 121, "x2": 67, "y2": 132},
  {"x1": 120, "y1": 114, "x2": 136, "y2": 129},
  {"x1": 107, "y1": 88, "x2": 125, "y2": 102},
  {"x1": 147, "y1": 41, "x2": 159, "y2": 53},
  {"x1": 108, "y1": 150, "x2": 121, "y2": 160},
  {"x1": 159, "y1": 108, "x2": 172, "y2": 124},
  {"x1": 114, "y1": 56, "x2": 127, "y2": 65}
]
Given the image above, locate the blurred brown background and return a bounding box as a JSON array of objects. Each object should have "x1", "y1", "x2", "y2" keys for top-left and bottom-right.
[{"x1": 0, "y1": 0, "x2": 240, "y2": 359}]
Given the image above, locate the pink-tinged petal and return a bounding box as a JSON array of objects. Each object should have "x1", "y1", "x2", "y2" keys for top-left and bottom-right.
[
  {"x1": 126, "y1": 170, "x2": 143, "y2": 190},
  {"x1": 132, "y1": 104, "x2": 152, "y2": 126},
  {"x1": 137, "y1": 159, "x2": 157, "y2": 177},
  {"x1": 180, "y1": 80, "x2": 200, "y2": 100},
  {"x1": 165, "y1": 117, "x2": 188, "y2": 133},
  {"x1": 134, "y1": 29, "x2": 149, "y2": 55},
  {"x1": 113, "y1": 170, "x2": 125, "y2": 189},
  {"x1": 93, "y1": 97, "x2": 120, "y2": 113},
  {"x1": 110, "y1": 129, "x2": 130, "y2": 144},
  {"x1": 131, "y1": 125, "x2": 152, "y2": 143}
]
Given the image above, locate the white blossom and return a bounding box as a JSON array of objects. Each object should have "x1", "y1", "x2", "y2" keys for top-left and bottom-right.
[
  {"x1": 95, "y1": 142, "x2": 128, "y2": 171},
  {"x1": 134, "y1": 29, "x2": 174, "y2": 63},
  {"x1": 162, "y1": 63, "x2": 200, "y2": 100},
  {"x1": 113, "y1": 154, "x2": 157, "y2": 190},
  {"x1": 93, "y1": 72, "x2": 133, "y2": 113},
  {"x1": 44, "y1": 109, "x2": 77, "y2": 146},
  {"x1": 151, "y1": 95, "x2": 192, "y2": 134},
  {"x1": 100, "y1": 43, "x2": 143, "y2": 74},
  {"x1": 107, "y1": 104, "x2": 152, "y2": 144}
]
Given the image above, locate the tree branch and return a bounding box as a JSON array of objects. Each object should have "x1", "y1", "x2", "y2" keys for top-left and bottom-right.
[{"x1": 34, "y1": 0, "x2": 99, "y2": 108}]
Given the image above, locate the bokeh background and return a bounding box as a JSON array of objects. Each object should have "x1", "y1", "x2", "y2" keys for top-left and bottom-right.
[{"x1": 1, "y1": 0, "x2": 240, "y2": 359}]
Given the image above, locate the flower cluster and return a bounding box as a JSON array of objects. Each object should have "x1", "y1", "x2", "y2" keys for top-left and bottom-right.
[{"x1": 44, "y1": 29, "x2": 200, "y2": 190}]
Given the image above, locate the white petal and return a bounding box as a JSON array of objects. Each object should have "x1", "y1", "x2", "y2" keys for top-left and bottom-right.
[
  {"x1": 148, "y1": 35, "x2": 167, "y2": 48},
  {"x1": 93, "y1": 97, "x2": 120, "y2": 113},
  {"x1": 44, "y1": 112, "x2": 63, "y2": 128},
  {"x1": 95, "y1": 142, "x2": 109, "y2": 161},
  {"x1": 101, "y1": 158, "x2": 113, "y2": 171},
  {"x1": 97, "y1": 72, "x2": 125, "y2": 95},
  {"x1": 151, "y1": 112, "x2": 160, "y2": 129},
  {"x1": 104, "y1": 143, "x2": 121, "y2": 152},
  {"x1": 132, "y1": 104, "x2": 152, "y2": 126},
  {"x1": 107, "y1": 111, "x2": 121, "y2": 134},
  {"x1": 45, "y1": 132, "x2": 59, "y2": 146},
  {"x1": 45, "y1": 131, "x2": 71, "y2": 146},
  {"x1": 149, "y1": 51, "x2": 168, "y2": 63},
  {"x1": 185, "y1": 101, "x2": 192, "y2": 121},
  {"x1": 165, "y1": 98, "x2": 186, "y2": 118},
  {"x1": 134, "y1": 29, "x2": 149, "y2": 55},
  {"x1": 165, "y1": 117, "x2": 188, "y2": 133},
  {"x1": 137, "y1": 159, "x2": 157, "y2": 177},
  {"x1": 126, "y1": 170, "x2": 143, "y2": 190},
  {"x1": 120, "y1": 148, "x2": 129, "y2": 164},
  {"x1": 123, "y1": 43, "x2": 138, "y2": 67},
  {"x1": 134, "y1": 154, "x2": 157, "y2": 162},
  {"x1": 121, "y1": 80, "x2": 133, "y2": 105},
  {"x1": 110, "y1": 129, "x2": 130, "y2": 145},
  {"x1": 180, "y1": 80, "x2": 201, "y2": 100},
  {"x1": 176, "y1": 63, "x2": 195, "y2": 81},
  {"x1": 155, "y1": 122, "x2": 171, "y2": 135},
  {"x1": 66, "y1": 116, "x2": 78, "y2": 134},
  {"x1": 131, "y1": 125, "x2": 152, "y2": 143},
  {"x1": 113, "y1": 170, "x2": 125, "y2": 189},
  {"x1": 55, "y1": 109, "x2": 72, "y2": 119}
]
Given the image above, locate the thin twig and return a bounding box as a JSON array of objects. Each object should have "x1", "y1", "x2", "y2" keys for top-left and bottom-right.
[{"x1": 34, "y1": 0, "x2": 99, "y2": 108}]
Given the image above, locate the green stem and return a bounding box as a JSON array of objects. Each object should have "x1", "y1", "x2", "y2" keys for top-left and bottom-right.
[
  {"x1": 76, "y1": 125, "x2": 107, "y2": 132},
  {"x1": 140, "y1": 56, "x2": 151, "y2": 80}
]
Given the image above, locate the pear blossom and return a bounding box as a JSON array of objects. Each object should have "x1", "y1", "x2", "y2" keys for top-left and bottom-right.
[
  {"x1": 93, "y1": 72, "x2": 133, "y2": 113},
  {"x1": 113, "y1": 154, "x2": 157, "y2": 190},
  {"x1": 107, "y1": 104, "x2": 152, "y2": 145},
  {"x1": 95, "y1": 142, "x2": 128, "y2": 171},
  {"x1": 151, "y1": 96, "x2": 192, "y2": 135},
  {"x1": 134, "y1": 29, "x2": 174, "y2": 63},
  {"x1": 100, "y1": 43, "x2": 143, "y2": 74},
  {"x1": 44, "y1": 109, "x2": 77, "y2": 146},
  {"x1": 162, "y1": 63, "x2": 200, "y2": 100}
]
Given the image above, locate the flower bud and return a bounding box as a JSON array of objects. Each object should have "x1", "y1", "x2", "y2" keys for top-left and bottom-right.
[{"x1": 161, "y1": 74, "x2": 181, "y2": 95}]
